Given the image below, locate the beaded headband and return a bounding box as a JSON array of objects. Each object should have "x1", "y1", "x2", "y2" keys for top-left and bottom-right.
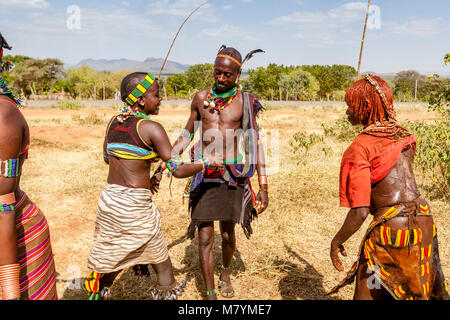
[
  {"x1": 216, "y1": 54, "x2": 242, "y2": 68},
  {"x1": 364, "y1": 74, "x2": 397, "y2": 121},
  {"x1": 124, "y1": 73, "x2": 156, "y2": 106}
]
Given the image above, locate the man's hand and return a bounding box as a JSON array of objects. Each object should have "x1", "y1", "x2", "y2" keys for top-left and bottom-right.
[
  {"x1": 330, "y1": 241, "x2": 347, "y2": 272},
  {"x1": 254, "y1": 189, "x2": 268, "y2": 214},
  {"x1": 150, "y1": 172, "x2": 162, "y2": 195}
]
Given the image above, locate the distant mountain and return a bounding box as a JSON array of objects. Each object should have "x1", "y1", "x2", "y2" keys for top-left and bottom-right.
[{"x1": 72, "y1": 57, "x2": 190, "y2": 75}]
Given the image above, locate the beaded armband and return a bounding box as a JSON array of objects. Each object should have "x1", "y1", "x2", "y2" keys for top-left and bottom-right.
[
  {"x1": 166, "y1": 155, "x2": 183, "y2": 175},
  {"x1": 0, "y1": 192, "x2": 16, "y2": 212},
  {"x1": 1, "y1": 158, "x2": 20, "y2": 178}
]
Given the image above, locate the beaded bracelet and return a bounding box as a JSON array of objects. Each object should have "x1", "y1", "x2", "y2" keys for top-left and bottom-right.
[
  {"x1": 259, "y1": 184, "x2": 268, "y2": 193},
  {"x1": 165, "y1": 155, "x2": 183, "y2": 176},
  {"x1": 180, "y1": 129, "x2": 194, "y2": 141},
  {"x1": 193, "y1": 150, "x2": 210, "y2": 169}
]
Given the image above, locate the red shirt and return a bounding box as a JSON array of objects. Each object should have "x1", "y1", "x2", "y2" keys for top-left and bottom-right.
[{"x1": 339, "y1": 133, "x2": 417, "y2": 208}]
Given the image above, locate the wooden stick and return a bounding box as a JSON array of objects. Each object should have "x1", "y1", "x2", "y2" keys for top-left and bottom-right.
[
  {"x1": 158, "y1": 0, "x2": 213, "y2": 79},
  {"x1": 357, "y1": 0, "x2": 371, "y2": 80}
]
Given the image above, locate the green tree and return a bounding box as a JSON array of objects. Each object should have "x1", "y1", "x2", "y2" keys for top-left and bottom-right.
[
  {"x1": 277, "y1": 68, "x2": 319, "y2": 100},
  {"x1": 248, "y1": 63, "x2": 292, "y2": 100},
  {"x1": 166, "y1": 73, "x2": 188, "y2": 96},
  {"x1": 9, "y1": 57, "x2": 64, "y2": 96},
  {"x1": 330, "y1": 64, "x2": 357, "y2": 91},
  {"x1": 185, "y1": 63, "x2": 214, "y2": 92},
  {"x1": 65, "y1": 64, "x2": 97, "y2": 99},
  {"x1": 301, "y1": 65, "x2": 333, "y2": 100},
  {"x1": 394, "y1": 80, "x2": 413, "y2": 101}
]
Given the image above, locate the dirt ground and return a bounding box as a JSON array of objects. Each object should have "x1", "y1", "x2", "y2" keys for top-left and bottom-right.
[{"x1": 18, "y1": 103, "x2": 449, "y2": 300}]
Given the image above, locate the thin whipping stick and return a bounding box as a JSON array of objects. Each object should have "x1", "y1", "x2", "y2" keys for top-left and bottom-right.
[
  {"x1": 357, "y1": 0, "x2": 371, "y2": 80},
  {"x1": 158, "y1": 0, "x2": 213, "y2": 79}
]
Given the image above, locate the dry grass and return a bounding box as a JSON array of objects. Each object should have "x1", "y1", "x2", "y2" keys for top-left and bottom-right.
[{"x1": 19, "y1": 104, "x2": 449, "y2": 300}]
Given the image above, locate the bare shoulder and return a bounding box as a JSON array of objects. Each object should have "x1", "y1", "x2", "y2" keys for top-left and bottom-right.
[
  {"x1": 195, "y1": 88, "x2": 209, "y2": 101},
  {"x1": 137, "y1": 119, "x2": 167, "y2": 143},
  {"x1": 0, "y1": 98, "x2": 24, "y2": 128},
  {"x1": 190, "y1": 89, "x2": 209, "y2": 113},
  {"x1": 193, "y1": 89, "x2": 209, "y2": 104}
]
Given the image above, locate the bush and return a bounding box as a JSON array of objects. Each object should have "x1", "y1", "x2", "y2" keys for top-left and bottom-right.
[
  {"x1": 290, "y1": 131, "x2": 324, "y2": 164},
  {"x1": 403, "y1": 118, "x2": 449, "y2": 200},
  {"x1": 71, "y1": 112, "x2": 103, "y2": 126},
  {"x1": 58, "y1": 101, "x2": 81, "y2": 110},
  {"x1": 404, "y1": 87, "x2": 449, "y2": 199},
  {"x1": 321, "y1": 116, "x2": 361, "y2": 142}
]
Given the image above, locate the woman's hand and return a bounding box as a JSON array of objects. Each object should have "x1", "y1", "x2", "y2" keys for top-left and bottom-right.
[{"x1": 149, "y1": 172, "x2": 162, "y2": 195}]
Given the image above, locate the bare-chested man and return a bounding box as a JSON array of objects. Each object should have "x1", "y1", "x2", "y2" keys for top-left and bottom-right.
[
  {"x1": 155, "y1": 46, "x2": 268, "y2": 299},
  {"x1": 327, "y1": 74, "x2": 449, "y2": 300}
]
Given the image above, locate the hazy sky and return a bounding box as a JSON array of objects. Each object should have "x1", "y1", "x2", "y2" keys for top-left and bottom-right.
[{"x1": 1, "y1": 0, "x2": 449, "y2": 74}]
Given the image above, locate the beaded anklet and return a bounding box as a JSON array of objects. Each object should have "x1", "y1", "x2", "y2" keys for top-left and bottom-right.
[
  {"x1": 221, "y1": 265, "x2": 231, "y2": 272},
  {"x1": 206, "y1": 289, "x2": 216, "y2": 296}
]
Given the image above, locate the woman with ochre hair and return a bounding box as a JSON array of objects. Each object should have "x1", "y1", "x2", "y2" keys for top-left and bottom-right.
[{"x1": 328, "y1": 74, "x2": 449, "y2": 300}]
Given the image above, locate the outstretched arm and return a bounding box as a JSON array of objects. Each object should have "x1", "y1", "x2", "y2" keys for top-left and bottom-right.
[
  {"x1": 144, "y1": 121, "x2": 205, "y2": 179},
  {"x1": 330, "y1": 207, "x2": 370, "y2": 271},
  {"x1": 150, "y1": 92, "x2": 203, "y2": 192}
]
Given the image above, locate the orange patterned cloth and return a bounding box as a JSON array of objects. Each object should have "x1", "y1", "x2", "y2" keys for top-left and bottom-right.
[{"x1": 328, "y1": 201, "x2": 449, "y2": 300}]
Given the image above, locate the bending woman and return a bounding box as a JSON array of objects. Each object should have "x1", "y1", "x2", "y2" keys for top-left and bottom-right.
[
  {"x1": 85, "y1": 72, "x2": 211, "y2": 300},
  {"x1": 0, "y1": 33, "x2": 58, "y2": 300}
]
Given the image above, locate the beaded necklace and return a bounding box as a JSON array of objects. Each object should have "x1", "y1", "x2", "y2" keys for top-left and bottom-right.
[
  {"x1": 117, "y1": 104, "x2": 151, "y2": 123},
  {"x1": 204, "y1": 83, "x2": 239, "y2": 111},
  {"x1": 0, "y1": 77, "x2": 23, "y2": 108}
]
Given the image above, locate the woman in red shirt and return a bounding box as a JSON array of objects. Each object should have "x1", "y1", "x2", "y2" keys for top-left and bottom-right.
[{"x1": 328, "y1": 74, "x2": 448, "y2": 300}]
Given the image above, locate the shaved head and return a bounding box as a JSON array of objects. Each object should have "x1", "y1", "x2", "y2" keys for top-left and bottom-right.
[{"x1": 120, "y1": 72, "x2": 148, "y2": 102}]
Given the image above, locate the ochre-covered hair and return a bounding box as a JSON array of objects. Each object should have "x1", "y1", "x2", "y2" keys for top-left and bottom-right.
[{"x1": 345, "y1": 74, "x2": 396, "y2": 126}]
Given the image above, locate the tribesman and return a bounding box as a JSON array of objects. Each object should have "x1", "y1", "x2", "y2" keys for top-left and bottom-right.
[
  {"x1": 84, "y1": 72, "x2": 217, "y2": 300},
  {"x1": 328, "y1": 74, "x2": 449, "y2": 300},
  {"x1": 152, "y1": 46, "x2": 269, "y2": 299},
  {"x1": 0, "y1": 33, "x2": 58, "y2": 300}
]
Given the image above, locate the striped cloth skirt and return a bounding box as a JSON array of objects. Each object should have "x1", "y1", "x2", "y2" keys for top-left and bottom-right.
[
  {"x1": 14, "y1": 191, "x2": 58, "y2": 300},
  {"x1": 87, "y1": 184, "x2": 169, "y2": 274}
]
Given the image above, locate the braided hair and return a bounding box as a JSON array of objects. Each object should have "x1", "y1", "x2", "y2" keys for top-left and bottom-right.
[{"x1": 345, "y1": 74, "x2": 395, "y2": 126}]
